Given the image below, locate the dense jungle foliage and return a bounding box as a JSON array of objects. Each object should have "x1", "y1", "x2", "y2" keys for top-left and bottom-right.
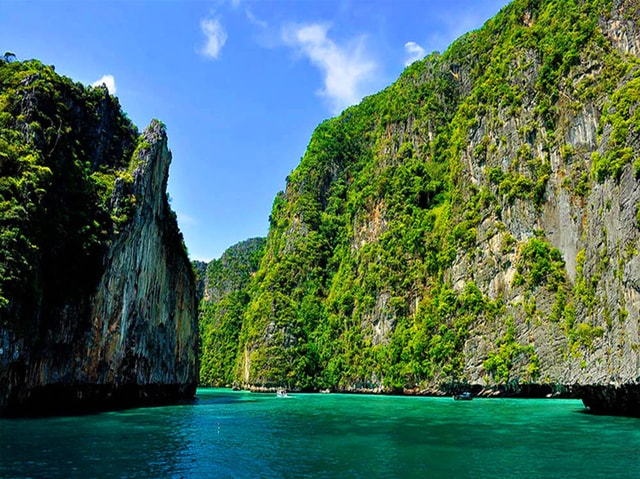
[
  {"x1": 199, "y1": 238, "x2": 266, "y2": 386},
  {"x1": 0, "y1": 56, "x2": 140, "y2": 333},
  {"x1": 199, "y1": 0, "x2": 640, "y2": 391}
]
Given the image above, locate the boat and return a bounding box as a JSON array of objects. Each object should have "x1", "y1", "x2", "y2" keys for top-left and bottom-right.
[
  {"x1": 453, "y1": 392, "x2": 473, "y2": 401},
  {"x1": 277, "y1": 389, "x2": 288, "y2": 398}
]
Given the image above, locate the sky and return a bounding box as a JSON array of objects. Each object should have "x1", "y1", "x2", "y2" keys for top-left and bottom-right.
[{"x1": 1, "y1": 0, "x2": 511, "y2": 261}]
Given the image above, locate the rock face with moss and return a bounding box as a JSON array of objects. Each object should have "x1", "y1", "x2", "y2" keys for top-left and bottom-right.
[
  {"x1": 225, "y1": 0, "x2": 640, "y2": 415},
  {"x1": 0, "y1": 59, "x2": 197, "y2": 415}
]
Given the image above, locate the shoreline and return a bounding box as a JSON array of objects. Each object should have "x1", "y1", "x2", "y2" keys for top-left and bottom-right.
[{"x1": 213, "y1": 382, "x2": 640, "y2": 417}]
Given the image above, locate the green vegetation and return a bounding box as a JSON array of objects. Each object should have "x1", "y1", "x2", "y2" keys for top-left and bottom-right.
[
  {"x1": 484, "y1": 317, "x2": 540, "y2": 383},
  {"x1": 193, "y1": 0, "x2": 640, "y2": 392},
  {"x1": 593, "y1": 71, "x2": 640, "y2": 181},
  {"x1": 0, "y1": 57, "x2": 139, "y2": 332},
  {"x1": 515, "y1": 236, "x2": 566, "y2": 290},
  {"x1": 199, "y1": 238, "x2": 266, "y2": 386}
]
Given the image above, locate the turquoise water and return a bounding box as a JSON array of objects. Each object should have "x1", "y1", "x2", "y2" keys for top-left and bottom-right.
[{"x1": 1, "y1": 389, "x2": 640, "y2": 478}]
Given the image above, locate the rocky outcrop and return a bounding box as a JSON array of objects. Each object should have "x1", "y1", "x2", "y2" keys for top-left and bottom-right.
[
  {"x1": 579, "y1": 383, "x2": 640, "y2": 417},
  {"x1": 449, "y1": 1, "x2": 640, "y2": 405},
  {"x1": 0, "y1": 117, "x2": 197, "y2": 415},
  {"x1": 83, "y1": 121, "x2": 198, "y2": 401}
]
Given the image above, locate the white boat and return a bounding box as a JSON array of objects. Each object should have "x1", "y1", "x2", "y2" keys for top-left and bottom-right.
[{"x1": 277, "y1": 389, "x2": 288, "y2": 398}]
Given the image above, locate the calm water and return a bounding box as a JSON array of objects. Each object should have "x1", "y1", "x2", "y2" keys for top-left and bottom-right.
[{"x1": 1, "y1": 388, "x2": 640, "y2": 478}]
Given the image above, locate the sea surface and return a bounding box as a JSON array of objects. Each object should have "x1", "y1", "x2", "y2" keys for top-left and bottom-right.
[{"x1": 1, "y1": 388, "x2": 639, "y2": 478}]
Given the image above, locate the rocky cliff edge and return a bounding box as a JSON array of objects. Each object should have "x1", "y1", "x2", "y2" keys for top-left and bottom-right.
[{"x1": 0, "y1": 120, "x2": 197, "y2": 415}]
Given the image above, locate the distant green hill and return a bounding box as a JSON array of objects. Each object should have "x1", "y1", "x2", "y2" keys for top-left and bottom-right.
[{"x1": 198, "y1": 237, "x2": 265, "y2": 386}]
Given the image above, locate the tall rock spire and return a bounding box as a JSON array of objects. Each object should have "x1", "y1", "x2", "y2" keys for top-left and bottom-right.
[{"x1": 0, "y1": 58, "x2": 197, "y2": 415}]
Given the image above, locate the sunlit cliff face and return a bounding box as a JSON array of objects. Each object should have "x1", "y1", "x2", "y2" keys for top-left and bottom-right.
[{"x1": 225, "y1": 1, "x2": 640, "y2": 416}]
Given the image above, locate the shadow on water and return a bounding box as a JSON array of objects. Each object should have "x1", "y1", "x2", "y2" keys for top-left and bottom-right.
[
  {"x1": 2, "y1": 385, "x2": 200, "y2": 418},
  {"x1": 1, "y1": 405, "x2": 197, "y2": 478}
]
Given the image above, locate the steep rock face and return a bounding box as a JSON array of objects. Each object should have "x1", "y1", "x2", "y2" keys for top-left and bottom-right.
[
  {"x1": 231, "y1": 0, "x2": 640, "y2": 414},
  {"x1": 0, "y1": 59, "x2": 196, "y2": 415},
  {"x1": 83, "y1": 121, "x2": 197, "y2": 398},
  {"x1": 450, "y1": 0, "x2": 640, "y2": 410},
  {"x1": 192, "y1": 260, "x2": 208, "y2": 304}
]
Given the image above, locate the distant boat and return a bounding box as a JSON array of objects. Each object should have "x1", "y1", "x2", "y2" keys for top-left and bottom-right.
[
  {"x1": 277, "y1": 389, "x2": 288, "y2": 398},
  {"x1": 453, "y1": 392, "x2": 473, "y2": 401}
]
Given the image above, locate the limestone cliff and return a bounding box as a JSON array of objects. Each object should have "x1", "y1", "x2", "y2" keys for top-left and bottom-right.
[
  {"x1": 230, "y1": 0, "x2": 640, "y2": 415},
  {"x1": 82, "y1": 121, "x2": 197, "y2": 402},
  {"x1": 0, "y1": 59, "x2": 197, "y2": 415}
]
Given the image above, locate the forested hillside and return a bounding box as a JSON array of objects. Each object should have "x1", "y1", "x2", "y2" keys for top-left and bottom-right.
[{"x1": 201, "y1": 0, "x2": 640, "y2": 414}]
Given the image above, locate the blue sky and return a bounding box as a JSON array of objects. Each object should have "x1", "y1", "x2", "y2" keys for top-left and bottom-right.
[{"x1": 1, "y1": 0, "x2": 510, "y2": 261}]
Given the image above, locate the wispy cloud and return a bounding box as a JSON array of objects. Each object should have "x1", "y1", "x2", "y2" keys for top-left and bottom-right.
[
  {"x1": 404, "y1": 41, "x2": 426, "y2": 66},
  {"x1": 200, "y1": 15, "x2": 228, "y2": 59},
  {"x1": 422, "y1": 8, "x2": 498, "y2": 55},
  {"x1": 282, "y1": 23, "x2": 376, "y2": 114},
  {"x1": 175, "y1": 211, "x2": 200, "y2": 226},
  {"x1": 246, "y1": 7, "x2": 268, "y2": 29},
  {"x1": 91, "y1": 74, "x2": 116, "y2": 94}
]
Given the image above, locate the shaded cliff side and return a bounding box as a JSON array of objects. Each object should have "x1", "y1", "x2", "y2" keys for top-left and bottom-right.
[
  {"x1": 0, "y1": 59, "x2": 197, "y2": 415},
  {"x1": 228, "y1": 0, "x2": 640, "y2": 415}
]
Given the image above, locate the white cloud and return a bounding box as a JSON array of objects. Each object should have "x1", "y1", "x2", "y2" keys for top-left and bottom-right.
[
  {"x1": 200, "y1": 16, "x2": 228, "y2": 59},
  {"x1": 246, "y1": 7, "x2": 267, "y2": 28},
  {"x1": 422, "y1": 8, "x2": 499, "y2": 56},
  {"x1": 404, "y1": 41, "x2": 426, "y2": 66},
  {"x1": 175, "y1": 211, "x2": 200, "y2": 226},
  {"x1": 283, "y1": 23, "x2": 376, "y2": 114},
  {"x1": 91, "y1": 74, "x2": 116, "y2": 94}
]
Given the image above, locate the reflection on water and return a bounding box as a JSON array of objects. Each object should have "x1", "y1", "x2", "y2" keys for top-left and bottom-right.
[{"x1": 1, "y1": 389, "x2": 640, "y2": 478}]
